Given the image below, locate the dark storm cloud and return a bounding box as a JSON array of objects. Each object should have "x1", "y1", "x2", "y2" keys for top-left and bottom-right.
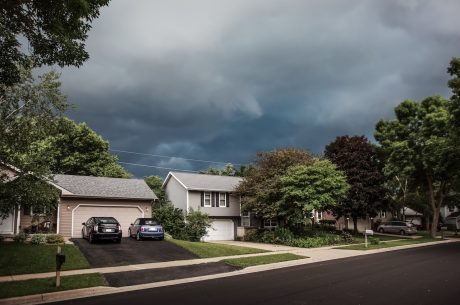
[{"x1": 58, "y1": 0, "x2": 460, "y2": 177}]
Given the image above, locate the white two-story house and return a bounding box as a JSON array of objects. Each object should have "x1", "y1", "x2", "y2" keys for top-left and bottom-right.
[{"x1": 163, "y1": 171, "x2": 242, "y2": 241}]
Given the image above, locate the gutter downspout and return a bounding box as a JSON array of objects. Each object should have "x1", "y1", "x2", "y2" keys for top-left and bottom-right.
[
  {"x1": 16, "y1": 205, "x2": 20, "y2": 234},
  {"x1": 56, "y1": 199, "x2": 60, "y2": 234}
]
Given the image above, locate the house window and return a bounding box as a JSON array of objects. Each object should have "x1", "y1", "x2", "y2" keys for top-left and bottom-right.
[
  {"x1": 380, "y1": 210, "x2": 386, "y2": 218},
  {"x1": 219, "y1": 192, "x2": 226, "y2": 207},
  {"x1": 264, "y1": 218, "x2": 278, "y2": 228},
  {"x1": 241, "y1": 211, "x2": 251, "y2": 227},
  {"x1": 316, "y1": 211, "x2": 323, "y2": 220},
  {"x1": 204, "y1": 192, "x2": 211, "y2": 207}
]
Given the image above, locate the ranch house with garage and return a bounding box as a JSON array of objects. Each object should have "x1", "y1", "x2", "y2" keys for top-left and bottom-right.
[{"x1": 163, "y1": 171, "x2": 242, "y2": 241}]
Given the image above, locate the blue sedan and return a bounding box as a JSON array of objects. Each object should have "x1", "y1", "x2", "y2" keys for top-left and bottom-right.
[{"x1": 128, "y1": 218, "x2": 164, "y2": 241}]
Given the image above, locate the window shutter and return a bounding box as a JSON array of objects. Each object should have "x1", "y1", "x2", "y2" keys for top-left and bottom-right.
[
  {"x1": 216, "y1": 192, "x2": 220, "y2": 207},
  {"x1": 201, "y1": 192, "x2": 204, "y2": 207},
  {"x1": 211, "y1": 192, "x2": 215, "y2": 207},
  {"x1": 226, "y1": 193, "x2": 230, "y2": 207}
]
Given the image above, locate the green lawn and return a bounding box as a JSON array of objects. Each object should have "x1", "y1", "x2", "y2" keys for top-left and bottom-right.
[
  {"x1": 168, "y1": 239, "x2": 268, "y2": 258},
  {"x1": 335, "y1": 237, "x2": 436, "y2": 250},
  {"x1": 0, "y1": 273, "x2": 106, "y2": 299},
  {"x1": 223, "y1": 253, "x2": 307, "y2": 268},
  {"x1": 351, "y1": 234, "x2": 401, "y2": 244},
  {"x1": 0, "y1": 243, "x2": 90, "y2": 276}
]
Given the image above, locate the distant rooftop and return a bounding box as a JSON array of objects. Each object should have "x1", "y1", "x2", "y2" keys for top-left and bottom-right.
[
  {"x1": 53, "y1": 174, "x2": 157, "y2": 200},
  {"x1": 165, "y1": 171, "x2": 242, "y2": 192}
]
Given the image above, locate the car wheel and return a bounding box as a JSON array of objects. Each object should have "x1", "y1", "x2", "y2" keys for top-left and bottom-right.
[
  {"x1": 378, "y1": 228, "x2": 384, "y2": 233},
  {"x1": 400, "y1": 230, "x2": 406, "y2": 236},
  {"x1": 136, "y1": 232, "x2": 142, "y2": 241},
  {"x1": 89, "y1": 233, "x2": 94, "y2": 244},
  {"x1": 158, "y1": 237, "x2": 164, "y2": 241}
]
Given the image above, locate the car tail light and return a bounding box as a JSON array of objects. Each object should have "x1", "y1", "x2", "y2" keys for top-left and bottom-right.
[
  {"x1": 94, "y1": 225, "x2": 99, "y2": 232},
  {"x1": 141, "y1": 227, "x2": 145, "y2": 232},
  {"x1": 118, "y1": 225, "x2": 121, "y2": 231}
]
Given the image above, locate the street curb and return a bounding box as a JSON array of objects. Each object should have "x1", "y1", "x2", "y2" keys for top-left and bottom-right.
[{"x1": 0, "y1": 239, "x2": 457, "y2": 305}]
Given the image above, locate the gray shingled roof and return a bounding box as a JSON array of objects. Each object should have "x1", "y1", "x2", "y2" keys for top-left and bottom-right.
[
  {"x1": 53, "y1": 174, "x2": 157, "y2": 200},
  {"x1": 167, "y1": 171, "x2": 242, "y2": 192}
]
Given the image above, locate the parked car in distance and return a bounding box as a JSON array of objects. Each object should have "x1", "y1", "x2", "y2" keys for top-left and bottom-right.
[
  {"x1": 377, "y1": 221, "x2": 417, "y2": 235},
  {"x1": 129, "y1": 218, "x2": 164, "y2": 241},
  {"x1": 81, "y1": 217, "x2": 122, "y2": 243}
]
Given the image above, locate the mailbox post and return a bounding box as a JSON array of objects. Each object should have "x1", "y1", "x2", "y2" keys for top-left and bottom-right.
[
  {"x1": 55, "y1": 246, "x2": 66, "y2": 287},
  {"x1": 364, "y1": 229, "x2": 374, "y2": 248}
]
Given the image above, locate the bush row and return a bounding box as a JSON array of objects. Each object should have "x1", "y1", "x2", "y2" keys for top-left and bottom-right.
[
  {"x1": 244, "y1": 227, "x2": 354, "y2": 248},
  {"x1": 11, "y1": 233, "x2": 65, "y2": 244}
]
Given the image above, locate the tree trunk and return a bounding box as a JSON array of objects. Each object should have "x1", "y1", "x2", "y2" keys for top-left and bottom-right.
[
  {"x1": 425, "y1": 215, "x2": 430, "y2": 231},
  {"x1": 426, "y1": 175, "x2": 444, "y2": 239},
  {"x1": 353, "y1": 217, "x2": 358, "y2": 233}
]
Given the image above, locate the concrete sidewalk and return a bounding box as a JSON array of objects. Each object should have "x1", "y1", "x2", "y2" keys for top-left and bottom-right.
[{"x1": 0, "y1": 239, "x2": 457, "y2": 305}]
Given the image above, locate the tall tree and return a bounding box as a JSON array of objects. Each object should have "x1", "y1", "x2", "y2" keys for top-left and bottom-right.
[
  {"x1": 280, "y1": 160, "x2": 349, "y2": 226},
  {"x1": 144, "y1": 175, "x2": 166, "y2": 205},
  {"x1": 375, "y1": 96, "x2": 460, "y2": 238},
  {"x1": 33, "y1": 117, "x2": 131, "y2": 178},
  {"x1": 324, "y1": 135, "x2": 387, "y2": 232},
  {"x1": 237, "y1": 148, "x2": 315, "y2": 225},
  {"x1": 0, "y1": 0, "x2": 109, "y2": 87}
]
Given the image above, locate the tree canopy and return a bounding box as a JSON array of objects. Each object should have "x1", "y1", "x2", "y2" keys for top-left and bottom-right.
[
  {"x1": 144, "y1": 175, "x2": 166, "y2": 205},
  {"x1": 281, "y1": 160, "x2": 349, "y2": 226},
  {"x1": 324, "y1": 135, "x2": 387, "y2": 232},
  {"x1": 0, "y1": 0, "x2": 109, "y2": 87},
  {"x1": 375, "y1": 95, "x2": 460, "y2": 237},
  {"x1": 237, "y1": 148, "x2": 315, "y2": 224}
]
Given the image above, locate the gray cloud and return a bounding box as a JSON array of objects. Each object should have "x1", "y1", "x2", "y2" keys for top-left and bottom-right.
[{"x1": 58, "y1": 0, "x2": 460, "y2": 177}]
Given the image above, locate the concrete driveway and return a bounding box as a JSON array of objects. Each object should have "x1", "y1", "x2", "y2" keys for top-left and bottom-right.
[{"x1": 72, "y1": 238, "x2": 198, "y2": 268}]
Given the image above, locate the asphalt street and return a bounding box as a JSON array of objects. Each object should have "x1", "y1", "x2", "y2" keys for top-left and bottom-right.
[{"x1": 51, "y1": 242, "x2": 460, "y2": 305}]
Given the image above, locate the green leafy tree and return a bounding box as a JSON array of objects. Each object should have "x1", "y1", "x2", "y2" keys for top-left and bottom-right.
[
  {"x1": 144, "y1": 175, "x2": 166, "y2": 204},
  {"x1": 324, "y1": 136, "x2": 387, "y2": 232},
  {"x1": 448, "y1": 57, "x2": 460, "y2": 130},
  {"x1": 33, "y1": 117, "x2": 130, "y2": 178},
  {"x1": 237, "y1": 148, "x2": 315, "y2": 224},
  {"x1": 200, "y1": 163, "x2": 250, "y2": 177},
  {"x1": 152, "y1": 202, "x2": 185, "y2": 238},
  {"x1": 280, "y1": 160, "x2": 349, "y2": 226},
  {"x1": 0, "y1": 0, "x2": 109, "y2": 87},
  {"x1": 375, "y1": 96, "x2": 460, "y2": 238},
  {"x1": 182, "y1": 208, "x2": 212, "y2": 241}
]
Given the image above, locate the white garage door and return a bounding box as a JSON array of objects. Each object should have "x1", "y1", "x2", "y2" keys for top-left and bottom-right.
[
  {"x1": 73, "y1": 205, "x2": 144, "y2": 238},
  {"x1": 203, "y1": 219, "x2": 235, "y2": 241}
]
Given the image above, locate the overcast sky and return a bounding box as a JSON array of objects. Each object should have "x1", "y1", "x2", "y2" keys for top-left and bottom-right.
[{"x1": 59, "y1": 0, "x2": 460, "y2": 178}]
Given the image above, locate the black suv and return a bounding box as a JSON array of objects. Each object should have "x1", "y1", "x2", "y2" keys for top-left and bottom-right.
[{"x1": 81, "y1": 217, "x2": 122, "y2": 243}]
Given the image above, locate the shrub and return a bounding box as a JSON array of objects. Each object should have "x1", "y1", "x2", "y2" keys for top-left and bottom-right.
[
  {"x1": 30, "y1": 234, "x2": 47, "y2": 245},
  {"x1": 152, "y1": 202, "x2": 185, "y2": 238},
  {"x1": 46, "y1": 234, "x2": 64, "y2": 244},
  {"x1": 340, "y1": 231, "x2": 354, "y2": 244},
  {"x1": 319, "y1": 219, "x2": 336, "y2": 225},
  {"x1": 0, "y1": 235, "x2": 4, "y2": 242},
  {"x1": 368, "y1": 237, "x2": 380, "y2": 245},
  {"x1": 182, "y1": 209, "x2": 212, "y2": 241},
  {"x1": 13, "y1": 232, "x2": 27, "y2": 243}
]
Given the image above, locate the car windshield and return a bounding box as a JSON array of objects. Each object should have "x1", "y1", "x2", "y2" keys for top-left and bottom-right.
[
  {"x1": 142, "y1": 219, "x2": 158, "y2": 225},
  {"x1": 96, "y1": 217, "x2": 118, "y2": 224}
]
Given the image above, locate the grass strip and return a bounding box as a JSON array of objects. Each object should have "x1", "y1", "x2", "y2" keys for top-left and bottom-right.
[
  {"x1": 0, "y1": 243, "x2": 90, "y2": 276},
  {"x1": 168, "y1": 239, "x2": 267, "y2": 258},
  {"x1": 223, "y1": 253, "x2": 307, "y2": 268},
  {"x1": 0, "y1": 273, "x2": 106, "y2": 299},
  {"x1": 335, "y1": 238, "x2": 436, "y2": 250}
]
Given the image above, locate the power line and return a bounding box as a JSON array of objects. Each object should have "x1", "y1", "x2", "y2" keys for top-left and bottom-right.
[
  {"x1": 118, "y1": 161, "x2": 199, "y2": 173},
  {"x1": 110, "y1": 148, "x2": 243, "y2": 166}
]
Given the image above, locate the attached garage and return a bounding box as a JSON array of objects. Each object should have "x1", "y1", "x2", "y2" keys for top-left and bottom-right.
[
  {"x1": 72, "y1": 205, "x2": 144, "y2": 237},
  {"x1": 53, "y1": 175, "x2": 157, "y2": 238},
  {"x1": 203, "y1": 219, "x2": 235, "y2": 241}
]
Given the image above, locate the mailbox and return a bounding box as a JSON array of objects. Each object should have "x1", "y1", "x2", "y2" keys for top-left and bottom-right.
[
  {"x1": 56, "y1": 253, "x2": 66, "y2": 270},
  {"x1": 364, "y1": 229, "x2": 374, "y2": 235}
]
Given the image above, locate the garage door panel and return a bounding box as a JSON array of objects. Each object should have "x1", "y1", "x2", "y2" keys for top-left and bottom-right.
[
  {"x1": 73, "y1": 206, "x2": 143, "y2": 238},
  {"x1": 204, "y1": 219, "x2": 234, "y2": 241}
]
